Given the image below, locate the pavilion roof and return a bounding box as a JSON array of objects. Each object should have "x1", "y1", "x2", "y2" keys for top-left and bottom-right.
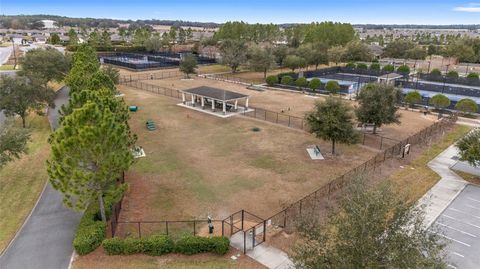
[{"x1": 182, "y1": 86, "x2": 249, "y2": 101}]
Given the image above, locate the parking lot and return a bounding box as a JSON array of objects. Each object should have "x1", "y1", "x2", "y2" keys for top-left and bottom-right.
[{"x1": 431, "y1": 184, "x2": 480, "y2": 269}]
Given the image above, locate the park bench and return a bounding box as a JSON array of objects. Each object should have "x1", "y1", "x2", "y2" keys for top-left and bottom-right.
[
  {"x1": 313, "y1": 145, "x2": 321, "y2": 156},
  {"x1": 146, "y1": 119, "x2": 156, "y2": 131}
]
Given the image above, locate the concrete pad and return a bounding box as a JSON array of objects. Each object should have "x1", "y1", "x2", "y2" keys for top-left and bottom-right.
[
  {"x1": 307, "y1": 147, "x2": 325, "y2": 160},
  {"x1": 177, "y1": 103, "x2": 253, "y2": 118}
]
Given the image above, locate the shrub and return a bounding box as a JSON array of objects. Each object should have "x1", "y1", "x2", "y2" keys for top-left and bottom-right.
[
  {"x1": 430, "y1": 68, "x2": 442, "y2": 76},
  {"x1": 73, "y1": 184, "x2": 127, "y2": 255},
  {"x1": 266, "y1": 75, "x2": 278, "y2": 86},
  {"x1": 382, "y1": 64, "x2": 394, "y2": 72},
  {"x1": 251, "y1": 127, "x2": 261, "y2": 132},
  {"x1": 174, "y1": 236, "x2": 230, "y2": 255},
  {"x1": 175, "y1": 235, "x2": 211, "y2": 255},
  {"x1": 295, "y1": 77, "x2": 308, "y2": 87},
  {"x1": 396, "y1": 65, "x2": 410, "y2": 74},
  {"x1": 467, "y1": 72, "x2": 479, "y2": 80},
  {"x1": 209, "y1": 236, "x2": 230, "y2": 255},
  {"x1": 281, "y1": 75, "x2": 293, "y2": 85},
  {"x1": 455, "y1": 98, "x2": 478, "y2": 114},
  {"x1": 73, "y1": 206, "x2": 107, "y2": 255},
  {"x1": 370, "y1": 63, "x2": 381, "y2": 70},
  {"x1": 103, "y1": 235, "x2": 174, "y2": 256},
  {"x1": 404, "y1": 91, "x2": 422, "y2": 107},
  {"x1": 325, "y1": 80, "x2": 340, "y2": 94},
  {"x1": 446, "y1": 70, "x2": 459, "y2": 78},
  {"x1": 356, "y1": 63, "x2": 368, "y2": 69},
  {"x1": 345, "y1": 62, "x2": 356, "y2": 68},
  {"x1": 309, "y1": 78, "x2": 321, "y2": 90},
  {"x1": 143, "y1": 235, "x2": 175, "y2": 256},
  {"x1": 430, "y1": 94, "x2": 450, "y2": 109}
]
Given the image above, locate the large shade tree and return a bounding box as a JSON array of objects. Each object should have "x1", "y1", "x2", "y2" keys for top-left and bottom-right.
[
  {"x1": 19, "y1": 47, "x2": 70, "y2": 87},
  {"x1": 219, "y1": 39, "x2": 247, "y2": 73},
  {"x1": 0, "y1": 76, "x2": 55, "y2": 127},
  {"x1": 179, "y1": 53, "x2": 198, "y2": 78},
  {"x1": 292, "y1": 177, "x2": 446, "y2": 268},
  {"x1": 247, "y1": 46, "x2": 276, "y2": 78},
  {"x1": 0, "y1": 118, "x2": 30, "y2": 168},
  {"x1": 356, "y1": 83, "x2": 401, "y2": 134},
  {"x1": 306, "y1": 97, "x2": 359, "y2": 154}
]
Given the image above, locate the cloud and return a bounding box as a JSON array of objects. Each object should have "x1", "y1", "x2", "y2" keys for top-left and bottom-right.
[{"x1": 453, "y1": 3, "x2": 480, "y2": 12}]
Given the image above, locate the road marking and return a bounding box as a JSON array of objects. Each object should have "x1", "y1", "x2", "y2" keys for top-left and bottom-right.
[
  {"x1": 452, "y1": 252, "x2": 464, "y2": 258},
  {"x1": 448, "y1": 208, "x2": 480, "y2": 219},
  {"x1": 431, "y1": 231, "x2": 471, "y2": 247},
  {"x1": 465, "y1": 204, "x2": 480, "y2": 210},
  {"x1": 443, "y1": 215, "x2": 480, "y2": 229},
  {"x1": 467, "y1": 197, "x2": 480, "y2": 203},
  {"x1": 437, "y1": 222, "x2": 477, "y2": 237},
  {"x1": 447, "y1": 264, "x2": 457, "y2": 269}
]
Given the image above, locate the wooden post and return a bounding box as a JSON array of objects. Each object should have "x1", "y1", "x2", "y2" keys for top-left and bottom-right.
[
  {"x1": 166, "y1": 221, "x2": 169, "y2": 235},
  {"x1": 193, "y1": 220, "x2": 196, "y2": 235},
  {"x1": 138, "y1": 222, "x2": 142, "y2": 238}
]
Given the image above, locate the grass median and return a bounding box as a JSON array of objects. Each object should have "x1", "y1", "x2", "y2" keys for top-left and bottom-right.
[{"x1": 0, "y1": 115, "x2": 51, "y2": 253}]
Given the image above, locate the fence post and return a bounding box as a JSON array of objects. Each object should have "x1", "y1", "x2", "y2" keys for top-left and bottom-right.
[
  {"x1": 252, "y1": 228, "x2": 256, "y2": 248},
  {"x1": 299, "y1": 200, "x2": 302, "y2": 215},
  {"x1": 243, "y1": 232, "x2": 247, "y2": 254},
  {"x1": 138, "y1": 222, "x2": 142, "y2": 238},
  {"x1": 230, "y1": 215, "x2": 233, "y2": 236},
  {"x1": 263, "y1": 220, "x2": 267, "y2": 242},
  {"x1": 241, "y1": 210, "x2": 245, "y2": 230},
  {"x1": 166, "y1": 221, "x2": 169, "y2": 235},
  {"x1": 193, "y1": 220, "x2": 196, "y2": 236},
  {"x1": 380, "y1": 137, "x2": 383, "y2": 150},
  {"x1": 222, "y1": 220, "x2": 224, "y2": 236}
]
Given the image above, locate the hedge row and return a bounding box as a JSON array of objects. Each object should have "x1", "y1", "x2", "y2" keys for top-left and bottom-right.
[
  {"x1": 73, "y1": 184, "x2": 127, "y2": 255},
  {"x1": 102, "y1": 235, "x2": 229, "y2": 256}
]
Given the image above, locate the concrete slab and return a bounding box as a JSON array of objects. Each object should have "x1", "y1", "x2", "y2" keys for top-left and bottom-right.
[
  {"x1": 177, "y1": 103, "x2": 253, "y2": 118},
  {"x1": 307, "y1": 147, "x2": 325, "y2": 160}
]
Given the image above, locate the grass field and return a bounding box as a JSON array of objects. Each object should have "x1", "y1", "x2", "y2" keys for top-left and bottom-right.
[
  {"x1": 387, "y1": 124, "x2": 471, "y2": 201},
  {"x1": 117, "y1": 85, "x2": 376, "y2": 223},
  {"x1": 142, "y1": 77, "x2": 437, "y2": 141},
  {"x1": 0, "y1": 115, "x2": 51, "y2": 253},
  {"x1": 0, "y1": 64, "x2": 15, "y2": 70}
]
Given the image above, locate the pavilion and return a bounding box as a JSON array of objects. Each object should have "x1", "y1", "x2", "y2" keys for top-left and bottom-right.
[{"x1": 179, "y1": 86, "x2": 251, "y2": 117}]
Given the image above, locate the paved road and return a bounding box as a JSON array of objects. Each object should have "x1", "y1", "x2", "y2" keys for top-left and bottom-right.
[
  {"x1": 431, "y1": 184, "x2": 480, "y2": 269},
  {"x1": 0, "y1": 86, "x2": 82, "y2": 269},
  {"x1": 0, "y1": 46, "x2": 13, "y2": 65}
]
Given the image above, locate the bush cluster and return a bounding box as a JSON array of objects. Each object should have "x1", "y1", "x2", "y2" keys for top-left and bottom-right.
[
  {"x1": 265, "y1": 75, "x2": 278, "y2": 86},
  {"x1": 102, "y1": 235, "x2": 229, "y2": 256},
  {"x1": 73, "y1": 184, "x2": 127, "y2": 255}
]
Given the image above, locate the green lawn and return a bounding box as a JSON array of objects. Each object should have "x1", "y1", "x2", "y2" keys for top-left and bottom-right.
[
  {"x1": 0, "y1": 115, "x2": 51, "y2": 253},
  {"x1": 0, "y1": 64, "x2": 15, "y2": 70},
  {"x1": 388, "y1": 124, "x2": 471, "y2": 202}
]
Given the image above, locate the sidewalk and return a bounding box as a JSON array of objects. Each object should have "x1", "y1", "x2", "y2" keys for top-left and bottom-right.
[
  {"x1": 230, "y1": 232, "x2": 294, "y2": 269},
  {"x1": 417, "y1": 144, "x2": 468, "y2": 228}
]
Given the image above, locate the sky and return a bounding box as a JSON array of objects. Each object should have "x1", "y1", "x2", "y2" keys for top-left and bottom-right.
[{"x1": 1, "y1": 0, "x2": 480, "y2": 25}]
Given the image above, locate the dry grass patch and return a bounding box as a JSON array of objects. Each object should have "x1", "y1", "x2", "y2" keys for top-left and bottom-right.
[
  {"x1": 0, "y1": 115, "x2": 51, "y2": 253},
  {"x1": 141, "y1": 77, "x2": 437, "y2": 141},
  {"x1": 117, "y1": 85, "x2": 375, "y2": 222},
  {"x1": 387, "y1": 124, "x2": 471, "y2": 201}
]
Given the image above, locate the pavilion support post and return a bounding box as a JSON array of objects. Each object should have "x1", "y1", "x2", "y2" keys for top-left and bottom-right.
[
  {"x1": 201, "y1": 97, "x2": 205, "y2": 109},
  {"x1": 182, "y1": 92, "x2": 186, "y2": 104},
  {"x1": 234, "y1": 100, "x2": 238, "y2": 111},
  {"x1": 211, "y1": 99, "x2": 215, "y2": 112},
  {"x1": 191, "y1": 94, "x2": 195, "y2": 107},
  {"x1": 223, "y1": 101, "x2": 226, "y2": 115},
  {"x1": 245, "y1": 98, "x2": 249, "y2": 109}
]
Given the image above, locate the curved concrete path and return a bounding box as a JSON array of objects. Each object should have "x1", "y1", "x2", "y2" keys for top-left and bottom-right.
[
  {"x1": 418, "y1": 144, "x2": 468, "y2": 228},
  {"x1": 0, "y1": 86, "x2": 82, "y2": 269}
]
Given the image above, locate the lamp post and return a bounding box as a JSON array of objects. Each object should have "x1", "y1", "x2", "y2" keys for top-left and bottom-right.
[{"x1": 442, "y1": 64, "x2": 450, "y2": 94}]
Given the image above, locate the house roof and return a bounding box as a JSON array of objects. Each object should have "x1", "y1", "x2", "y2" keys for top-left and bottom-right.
[{"x1": 182, "y1": 86, "x2": 249, "y2": 101}]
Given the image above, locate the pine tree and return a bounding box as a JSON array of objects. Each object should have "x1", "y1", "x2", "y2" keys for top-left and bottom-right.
[{"x1": 47, "y1": 101, "x2": 134, "y2": 221}]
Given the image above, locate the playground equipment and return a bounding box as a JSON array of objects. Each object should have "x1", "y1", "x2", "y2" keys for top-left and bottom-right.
[{"x1": 146, "y1": 119, "x2": 156, "y2": 131}]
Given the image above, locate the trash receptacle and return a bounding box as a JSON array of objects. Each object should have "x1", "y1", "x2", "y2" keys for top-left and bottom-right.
[{"x1": 129, "y1": 106, "x2": 138, "y2": 112}]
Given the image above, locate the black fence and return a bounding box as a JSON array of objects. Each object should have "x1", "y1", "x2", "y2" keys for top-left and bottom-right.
[
  {"x1": 100, "y1": 52, "x2": 216, "y2": 70},
  {"x1": 118, "y1": 71, "x2": 183, "y2": 83},
  {"x1": 277, "y1": 66, "x2": 405, "y2": 80},
  {"x1": 418, "y1": 73, "x2": 480, "y2": 87},
  {"x1": 265, "y1": 117, "x2": 456, "y2": 233}
]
